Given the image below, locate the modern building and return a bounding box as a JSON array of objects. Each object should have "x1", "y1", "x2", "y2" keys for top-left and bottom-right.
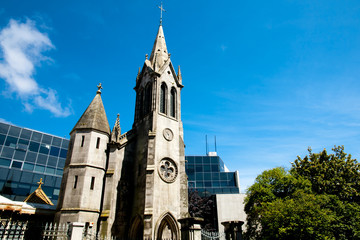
[
  {"x1": 186, "y1": 152, "x2": 245, "y2": 233},
  {"x1": 185, "y1": 153, "x2": 240, "y2": 197},
  {"x1": 0, "y1": 121, "x2": 69, "y2": 206}
]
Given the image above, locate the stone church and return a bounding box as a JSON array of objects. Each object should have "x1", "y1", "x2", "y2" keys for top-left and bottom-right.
[{"x1": 55, "y1": 22, "x2": 189, "y2": 239}]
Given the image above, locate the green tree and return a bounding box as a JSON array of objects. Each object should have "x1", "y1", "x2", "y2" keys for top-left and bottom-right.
[
  {"x1": 244, "y1": 146, "x2": 360, "y2": 240},
  {"x1": 291, "y1": 146, "x2": 360, "y2": 202}
]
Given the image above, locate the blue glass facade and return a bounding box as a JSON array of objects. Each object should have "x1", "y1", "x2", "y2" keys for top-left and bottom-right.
[
  {"x1": 0, "y1": 122, "x2": 69, "y2": 205},
  {"x1": 185, "y1": 155, "x2": 240, "y2": 196}
]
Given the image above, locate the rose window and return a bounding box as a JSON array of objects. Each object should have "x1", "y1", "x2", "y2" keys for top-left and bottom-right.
[{"x1": 159, "y1": 159, "x2": 178, "y2": 183}]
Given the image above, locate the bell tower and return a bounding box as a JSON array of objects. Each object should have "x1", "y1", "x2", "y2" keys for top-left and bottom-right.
[{"x1": 130, "y1": 22, "x2": 188, "y2": 239}]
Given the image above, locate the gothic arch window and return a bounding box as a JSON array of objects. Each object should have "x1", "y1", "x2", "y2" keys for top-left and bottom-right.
[
  {"x1": 160, "y1": 83, "x2": 167, "y2": 114},
  {"x1": 144, "y1": 82, "x2": 152, "y2": 115},
  {"x1": 170, "y1": 87, "x2": 176, "y2": 118}
]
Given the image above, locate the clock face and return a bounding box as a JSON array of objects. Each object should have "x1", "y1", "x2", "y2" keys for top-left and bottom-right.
[{"x1": 163, "y1": 128, "x2": 173, "y2": 141}]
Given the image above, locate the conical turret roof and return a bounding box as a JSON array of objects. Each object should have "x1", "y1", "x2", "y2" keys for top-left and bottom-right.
[
  {"x1": 149, "y1": 25, "x2": 169, "y2": 71},
  {"x1": 71, "y1": 84, "x2": 110, "y2": 135}
]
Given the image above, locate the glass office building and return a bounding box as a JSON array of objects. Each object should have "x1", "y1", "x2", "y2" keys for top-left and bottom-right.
[
  {"x1": 0, "y1": 122, "x2": 69, "y2": 206},
  {"x1": 185, "y1": 154, "x2": 240, "y2": 196}
]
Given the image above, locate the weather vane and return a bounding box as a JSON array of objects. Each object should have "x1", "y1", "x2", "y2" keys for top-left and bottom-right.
[{"x1": 158, "y1": 1, "x2": 166, "y2": 25}]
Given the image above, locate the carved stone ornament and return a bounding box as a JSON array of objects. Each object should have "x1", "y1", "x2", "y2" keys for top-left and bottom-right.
[
  {"x1": 163, "y1": 128, "x2": 173, "y2": 141},
  {"x1": 158, "y1": 158, "x2": 178, "y2": 183}
]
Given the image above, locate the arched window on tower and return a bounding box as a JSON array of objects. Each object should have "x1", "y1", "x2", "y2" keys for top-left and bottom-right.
[
  {"x1": 170, "y1": 88, "x2": 176, "y2": 118},
  {"x1": 160, "y1": 83, "x2": 167, "y2": 114},
  {"x1": 144, "y1": 83, "x2": 152, "y2": 115}
]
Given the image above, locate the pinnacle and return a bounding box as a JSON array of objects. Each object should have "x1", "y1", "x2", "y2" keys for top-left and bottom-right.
[{"x1": 111, "y1": 114, "x2": 121, "y2": 143}]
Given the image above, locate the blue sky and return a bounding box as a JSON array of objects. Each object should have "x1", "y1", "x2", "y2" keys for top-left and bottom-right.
[{"x1": 1, "y1": 0, "x2": 360, "y2": 191}]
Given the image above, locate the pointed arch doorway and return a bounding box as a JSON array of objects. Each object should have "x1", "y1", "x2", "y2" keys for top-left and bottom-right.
[{"x1": 156, "y1": 213, "x2": 179, "y2": 240}]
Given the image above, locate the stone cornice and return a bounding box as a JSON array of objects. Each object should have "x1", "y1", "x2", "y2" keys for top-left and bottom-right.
[{"x1": 60, "y1": 208, "x2": 100, "y2": 213}]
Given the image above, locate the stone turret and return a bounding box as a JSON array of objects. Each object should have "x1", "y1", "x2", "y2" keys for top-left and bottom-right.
[{"x1": 56, "y1": 84, "x2": 110, "y2": 229}]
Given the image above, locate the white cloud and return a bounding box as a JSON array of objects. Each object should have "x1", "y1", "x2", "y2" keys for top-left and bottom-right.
[
  {"x1": 34, "y1": 88, "x2": 71, "y2": 117},
  {"x1": 0, "y1": 19, "x2": 71, "y2": 117}
]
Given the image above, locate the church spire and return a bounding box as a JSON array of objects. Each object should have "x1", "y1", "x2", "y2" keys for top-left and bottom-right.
[{"x1": 149, "y1": 25, "x2": 169, "y2": 71}]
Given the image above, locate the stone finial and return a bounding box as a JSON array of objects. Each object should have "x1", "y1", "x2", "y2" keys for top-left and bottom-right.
[
  {"x1": 145, "y1": 54, "x2": 148, "y2": 60},
  {"x1": 97, "y1": 83, "x2": 103, "y2": 94}
]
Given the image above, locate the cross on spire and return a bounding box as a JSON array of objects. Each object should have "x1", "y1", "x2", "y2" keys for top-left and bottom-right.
[{"x1": 158, "y1": 2, "x2": 166, "y2": 25}]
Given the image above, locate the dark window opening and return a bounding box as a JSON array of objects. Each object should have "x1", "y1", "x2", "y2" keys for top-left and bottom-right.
[
  {"x1": 144, "y1": 83, "x2": 152, "y2": 115},
  {"x1": 170, "y1": 88, "x2": 176, "y2": 118},
  {"x1": 74, "y1": 175, "x2": 78, "y2": 189},
  {"x1": 90, "y1": 177, "x2": 95, "y2": 190},
  {"x1": 96, "y1": 137, "x2": 100, "y2": 149},
  {"x1": 138, "y1": 91, "x2": 143, "y2": 119},
  {"x1": 160, "y1": 83, "x2": 167, "y2": 114},
  {"x1": 81, "y1": 136, "x2": 85, "y2": 147}
]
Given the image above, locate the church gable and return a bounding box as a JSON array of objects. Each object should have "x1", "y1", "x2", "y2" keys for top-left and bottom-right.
[
  {"x1": 158, "y1": 61, "x2": 183, "y2": 89},
  {"x1": 24, "y1": 178, "x2": 54, "y2": 205}
]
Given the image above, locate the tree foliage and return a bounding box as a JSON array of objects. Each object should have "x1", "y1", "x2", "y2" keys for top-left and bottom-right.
[
  {"x1": 291, "y1": 146, "x2": 360, "y2": 202},
  {"x1": 188, "y1": 189, "x2": 217, "y2": 231},
  {"x1": 244, "y1": 146, "x2": 360, "y2": 240}
]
